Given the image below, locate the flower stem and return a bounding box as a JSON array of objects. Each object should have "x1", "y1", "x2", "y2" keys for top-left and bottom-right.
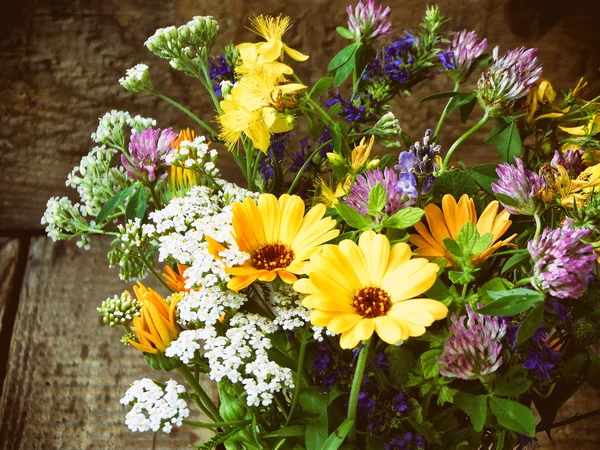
[
  {"x1": 534, "y1": 213, "x2": 543, "y2": 238},
  {"x1": 178, "y1": 365, "x2": 222, "y2": 422},
  {"x1": 433, "y1": 82, "x2": 461, "y2": 140},
  {"x1": 305, "y1": 96, "x2": 335, "y2": 126},
  {"x1": 347, "y1": 338, "x2": 371, "y2": 441},
  {"x1": 285, "y1": 328, "x2": 310, "y2": 426},
  {"x1": 136, "y1": 251, "x2": 173, "y2": 293},
  {"x1": 183, "y1": 419, "x2": 251, "y2": 429},
  {"x1": 286, "y1": 141, "x2": 331, "y2": 195},
  {"x1": 153, "y1": 91, "x2": 218, "y2": 136},
  {"x1": 440, "y1": 112, "x2": 490, "y2": 172}
]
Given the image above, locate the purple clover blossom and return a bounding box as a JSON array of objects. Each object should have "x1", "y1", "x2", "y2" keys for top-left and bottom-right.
[
  {"x1": 438, "y1": 305, "x2": 506, "y2": 380},
  {"x1": 528, "y1": 220, "x2": 597, "y2": 299},
  {"x1": 551, "y1": 148, "x2": 586, "y2": 178},
  {"x1": 395, "y1": 129, "x2": 440, "y2": 195},
  {"x1": 477, "y1": 46, "x2": 542, "y2": 113},
  {"x1": 122, "y1": 127, "x2": 177, "y2": 182},
  {"x1": 444, "y1": 30, "x2": 488, "y2": 83},
  {"x1": 492, "y1": 157, "x2": 546, "y2": 215},
  {"x1": 345, "y1": 167, "x2": 416, "y2": 217},
  {"x1": 347, "y1": 0, "x2": 392, "y2": 43}
]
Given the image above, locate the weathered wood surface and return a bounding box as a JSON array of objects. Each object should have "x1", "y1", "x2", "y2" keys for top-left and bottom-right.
[
  {"x1": 0, "y1": 239, "x2": 21, "y2": 338},
  {"x1": 0, "y1": 237, "x2": 215, "y2": 449},
  {"x1": 1, "y1": 0, "x2": 599, "y2": 230}
]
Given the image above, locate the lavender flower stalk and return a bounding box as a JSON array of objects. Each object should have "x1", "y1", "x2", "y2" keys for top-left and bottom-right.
[
  {"x1": 344, "y1": 167, "x2": 417, "y2": 217},
  {"x1": 438, "y1": 305, "x2": 506, "y2": 380},
  {"x1": 347, "y1": 0, "x2": 392, "y2": 43},
  {"x1": 442, "y1": 30, "x2": 488, "y2": 84},
  {"x1": 528, "y1": 220, "x2": 597, "y2": 299},
  {"x1": 477, "y1": 46, "x2": 542, "y2": 115},
  {"x1": 492, "y1": 157, "x2": 546, "y2": 215},
  {"x1": 122, "y1": 127, "x2": 178, "y2": 182},
  {"x1": 395, "y1": 129, "x2": 440, "y2": 195}
]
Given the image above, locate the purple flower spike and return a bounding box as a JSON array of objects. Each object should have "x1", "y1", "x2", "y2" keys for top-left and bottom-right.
[
  {"x1": 551, "y1": 148, "x2": 586, "y2": 178},
  {"x1": 347, "y1": 0, "x2": 392, "y2": 43},
  {"x1": 444, "y1": 30, "x2": 488, "y2": 83},
  {"x1": 438, "y1": 305, "x2": 506, "y2": 380},
  {"x1": 122, "y1": 127, "x2": 177, "y2": 182},
  {"x1": 492, "y1": 157, "x2": 546, "y2": 215},
  {"x1": 395, "y1": 129, "x2": 440, "y2": 195},
  {"x1": 477, "y1": 46, "x2": 542, "y2": 113},
  {"x1": 528, "y1": 220, "x2": 597, "y2": 299},
  {"x1": 344, "y1": 167, "x2": 416, "y2": 218}
]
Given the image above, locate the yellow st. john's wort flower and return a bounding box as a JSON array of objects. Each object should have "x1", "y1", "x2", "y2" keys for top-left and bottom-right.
[
  {"x1": 314, "y1": 175, "x2": 350, "y2": 208},
  {"x1": 128, "y1": 282, "x2": 182, "y2": 354},
  {"x1": 168, "y1": 129, "x2": 201, "y2": 195},
  {"x1": 559, "y1": 112, "x2": 600, "y2": 137},
  {"x1": 163, "y1": 264, "x2": 190, "y2": 292},
  {"x1": 246, "y1": 15, "x2": 309, "y2": 63},
  {"x1": 410, "y1": 194, "x2": 517, "y2": 267},
  {"x1": 526, "y1": 79, "x2": 564, "y2": 123},
  {"x1": 294, "y1": 231, "x2": 448, "y2": 349},
  {"x1": 554, "y1": 163, "x2": 600, "y2": 208},
  {"x1": 207, "y1": 193, "x2": 339, "y2": 292},
  {"x1": 351, "y1": 136, "x2": 375, "y2": 171}
]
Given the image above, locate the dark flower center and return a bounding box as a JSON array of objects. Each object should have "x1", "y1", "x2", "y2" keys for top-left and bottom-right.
[
  {"x1": 252, "y1": 243, "x2": 295, "y2": 270},
  {"x1": 353, "y1": 286, "x2": 392, "y2": 318}
]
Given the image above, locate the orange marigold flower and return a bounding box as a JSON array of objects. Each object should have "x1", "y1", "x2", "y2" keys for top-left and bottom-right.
[{"x1": 162, "y1": 264, "x2": 190, "y2": 292}]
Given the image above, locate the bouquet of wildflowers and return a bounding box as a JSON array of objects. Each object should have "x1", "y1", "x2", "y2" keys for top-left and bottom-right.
[{"x1": 42, "y1": 1, "x2": 600, "y2": 449}]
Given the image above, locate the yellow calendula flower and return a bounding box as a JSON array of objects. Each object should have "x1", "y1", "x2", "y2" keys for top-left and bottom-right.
[
  {"x1": 351, "y1": 136, "x2": 375, "y2": 171},
  {"x1": 294, "y1": 231, "x2": 448, "y2": 349},
  {"x1": 163, "y1": 264, "x2": 190, "y2": 293},
  {"x1": 555, "y1": 163, "x2": 600, "y2": 208},
  {"x1": 410, "y1": 194, "x2": 517, "y2": 267},
  {"x1": 168, "y1": 129, "x2": 201, "y2": 195},
  {"x1": 208, "y1": 193, "x2": 339, "y2": 292},
  {"x1": 247, "y1": 15, "x2": 309, "y2": 63},
  {"x1": 128, "y1": 282, "x2": 182, "y2": 354}
]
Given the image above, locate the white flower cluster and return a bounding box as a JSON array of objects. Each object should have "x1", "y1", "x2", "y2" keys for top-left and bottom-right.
[
  {"x1": 108, "y1": 218, "x2": 151, "y2": 281},
  {"x1": 66, "y1": 145, "x2": 128, "y2": 217},
  {"x1": 371, "y1": 111, "x2": 402, "y2": 147},
  {"x1": 165, "y1": 136, "x2": 220, "y2": 180},
  {"x1": 97, "y1": 290, "x2": 141, "y2": 327},
  {"x1": 91, "y1": 110, "x2": 156, "y2": 149},
  {"x1": 121, "y1": 378, "x2": 189, "y2": 433},
  {"x1": 177, "y1": 285, "x2": 247, "y2": 327},
  {"x1": 119, "y1": 64, "x2": 153, "y2": 93},
  {"x1": 165, "y1": 328, "x2": 214, "y2": 364},
  {"x1": 41, "y1": 196, "x2": 92, "y2": 249}
]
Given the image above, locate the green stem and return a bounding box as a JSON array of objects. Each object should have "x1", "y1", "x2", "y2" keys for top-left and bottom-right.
[
  {"x1": 433, "y1": 82, "x2": 461, "y2": 140},
  {"x1": 147, "y1": 183, "x2": 162, "y2": 209},
  {"x1": 421, "y1": 390, "x2": 434, "y2": 418},
  {"x1": 274, "y1": 393, "x2": 290, "y2": 421},
  {"x1": 305, "y1": 96, "x2": 335, "y2": 126},
  {"x1": 153, "y1": 91, "x2": 218, "y2": 136},
  {"x1": 440, "y1": 112, "x2": 490, "y2": 172},
  {"x1": 285, "y1": 329, "x2": 310, "y2": 426},
  {"x1": 534, "y1": 213, "x2": 543, "y2": 238},
  {"x1": 347, "y1": 338, "x2": 371, "y2": 440},
  {"x1": 178, "y1": 365, "x2": 222, "y2": 422},
  {"x1": 183, "y1": 419, "x2": 251, "y2": 429},
  {"x1": 200, "y1": 66, "x2": 222, "y2": 112},
  {"x1": 136, "y1": 251, "x2": 173, "y2": 293},
  {"x1": 287, "y1": 141, "x2": 331, "y2": 194}
]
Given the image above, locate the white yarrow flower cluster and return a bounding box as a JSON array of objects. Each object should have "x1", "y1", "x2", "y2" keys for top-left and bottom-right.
[
  {"x1": 177, "y1": 285, "x2": 247, "y2": 327},
  {"x1": 119, "y1": 63, "x2": 153, "y2": 93},
  {"x1": 108, "y1": 218, "x2": 151, "y2": 281},
  {"x1": 41, "y1": 196, "x2": 92, "y2": 249},
  {"x1": 121, "y1": 379, "x2": 189, "y2": 433},
  {"x1": 165, "y1": 328, "x2": 216, "y2": 364},
  {"x1": 165, "y1": 136, "x2": 220, "y2": 180},
  {"x1": 91, "y1": 110, "x2": 156, "y2": 148}
]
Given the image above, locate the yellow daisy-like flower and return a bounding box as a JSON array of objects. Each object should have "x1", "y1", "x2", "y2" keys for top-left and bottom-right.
[
  {"x1": 294, "y1": 231, "x2": 448, "y2": 349},
  {"x1": 162, "y1": 264, "x2": 190, "y2": 292},
  {"x1": 208, "y1": 193, "x2": 340, "y2": 292},
  {"x1": 247, "y1": 15, "x2": 309, "y2": 63},
  {"x1": 410, "y1": 194, "x2": 517, "y2": 267},
  {"x1": 128, "y1": 282, "x2": 182, "y2": 354}
]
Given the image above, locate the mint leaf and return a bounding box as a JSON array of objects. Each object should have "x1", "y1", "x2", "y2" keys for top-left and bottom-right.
[
  {"x1": 335, "y1": 203, "x2": 372, "y2": 230},
  {"x1": 420, "y1": 349, "x2": 442, "y2": 379},
  {"x1": 472, "y1": 232, "x2": 494, "y2": 256},
  {"x1": 368, "y1": 183, "x2": 387, "y2": 214},
  {"x1": 384, "y1": 207, "x2": 425, "y2": 230}
]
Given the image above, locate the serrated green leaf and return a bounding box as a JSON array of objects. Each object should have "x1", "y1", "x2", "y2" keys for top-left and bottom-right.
[
  {"x1": 437, "y1": 385, "x2": 458, "y2": 405},
  {"x1": 309, "y1": 77, "x2": 333, "y2": 100},
  {"x1": 515, "y1": 301, "x2": 544, "y2": 346},
  {"x1": 443, "y1": 238, "x2": 464, "y2": 258},
  {"x1": 470, "y1": 164, "x2": 499, "y2": 195},
  {"x1": 383, "y1": 207, "x2": 425, "y2": 230},
  {"x1": 472, "y1": 232, "x2": 494, "y2": 256},
  {"x1": 478, "y1": 288, "x2": 543, "y2": 316},
  {"x1": 455, "y1": 392, "x2": 487, "y2": 432},
  {"x1": 448, "y1": 270, "x2": 475, "y2": 285},
  {"x1": 501, "y1": 250, "x2": 530, "y2": 274},
  {"x1": 432, "y1": 170, "x2": 480, "y2": 201},
  {"x1": 96, "y1": 183, "x2": 136, "y2": 223},
  {"x1": 420, "y1": 349, "x2": 442, "y2": 379},
  {"x1": 126, "y1": 186, "x2": 147, "y2": 221},
  {"x1": 328, "y1": 43, "x2": 358, "y2": 71},
  {"x1": 368, "y1": 183, "x2": 387, "y2": 214},
  {"x1": 336, "y1": 26, "x2": 355, "y2": 40},
  {"x1": 456, "y1": 221, "x2": 479, "y2": 255},
  {"x1": 489, "y1": 397, "x2": 536, "y2": 437},
  {"x1": 335, "y1": 203, "x2": 372, "y2": 230}
]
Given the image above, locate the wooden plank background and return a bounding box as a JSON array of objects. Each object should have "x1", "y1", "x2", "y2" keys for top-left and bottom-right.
[{"x1": 0, "y1": 0, "x2": 599, "y2": 448}]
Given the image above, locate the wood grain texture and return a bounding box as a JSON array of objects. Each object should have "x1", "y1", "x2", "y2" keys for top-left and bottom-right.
[
  {"x1": 0, "y1": 237, "x2": 216, "y2": 450},
  {"x1": 1, "y1": 0, "x2": 599, "y2": 230},
  {"x1": 0, "y1": 238, "x2": 20, "y2": 336}
]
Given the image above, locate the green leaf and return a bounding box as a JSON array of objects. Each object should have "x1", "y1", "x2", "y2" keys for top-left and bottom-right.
[
  {"x1": 515, "y1": 302, "x2": 544, "y2": 346},
  {"x1": 494, "y1": 367, "x2": 532, "y2": 397},
  {"x1": 420, "y1": 349, "x2": 442, "y2": 379},
  {"x1": 386, "y1": 346, "x2": 416, "y2": 385},
  {"x1": 368, "y1": 183, "x2": 387, "y2": 214},
  {"x1": 448, "y1": 270, "x2": 475, "y2": 285},
  {"x1": 335, "y1": 203, "x2": 372, "y2": 230},
  {"x1": 383, "y1": 207, "x2": 425, "y2": 230},
  {"x1": 333, "y1": 56, "x2": 355, "y2": 87},
  {"x1": 485, "y1": 119, "x2": 522, "y2": 164},
  {"x1": 126, "y1": 186, "x2": 148, "y2": 221},
  {"x1": 419, "y1": 91, "x2": 459, "y2": 103},
  {"x1": 447, "y1": 92, "x2": 476, "y2": 115},
  {"x1": 470, "y1": 164, "x2": 499, "y2": 195},
  {"x1": 443, "y1": 238, "x2": 464, "y2": 258},
  {"x1": 309, "y1": 77, "x2": 333, "y2": 100},
  {"x1": 455, "y1": 392, "x2": 487, "y2": 432},
  {"x1": 330, "y1": 123, "x2": 342, "y2": 153},
  {"x1": 336, "y1": 26, "x2": 354, "y2": 40},
  {"x1": 478, "y1": 288, "x2": 543, "y2": 316},
  {"x1": 321, "y1": 419, "x2": 354, "y2": 450},
  {"x1": 432, "y1": 170, "x2": 480, "y2": 201},
  {"x1": 264, "y1": 425, "x2": 305, "y2": 438},
  {"x1": 489, "y1": 397, "x2": 536, "y2": 437},
  {"x1": 459, "y1": 98, "x2": 477, "y2": 124},
  {"x1": 478, "y1": 278, "x2": 514, "y2": 305},
  {"x1": 495, "y1": 192, "x2": 519, "y2": 207},
  {"x1": 472, "y1": 232, "x2": 494, "y2": 256},
  {"x1": 437, "y1": 385, "x2": 458, "y2": 405},
  {"x1": 328, "y1": 43, "x2": 357, "y2": 71},
  {"x1": 96, "y1": 183, "x2": 136, "y2": 223},
  {"x1": 425, "y1": 278, "x2": 452, "y2": 301},
  {"x1": 501, "y1": 250, "x2": 530, "y2": 274},
  {"x1": 299, "y1": 388, "x2": 329, "y2": 450}
]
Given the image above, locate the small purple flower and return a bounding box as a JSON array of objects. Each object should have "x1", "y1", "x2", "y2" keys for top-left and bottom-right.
[
  {"x1": 438, "y1": 51, "x2": 454, "y2": 70},
  {"x1": 347, "y1": 0, "x2": 392, "y2": 43},
  {"x1": 345, "y1": 167, "x2": 416, "y2": 217},
  {"x1": 208, "y1": 55, "x2": 234, "y2": 98},
  {"x1": 477, "y1": 46, "x2": 542, "y2": 113},
  {"x1": 551, "y1": 148, "x2": 586, "y2": 178},
  {"x1": 444, "y1": 30, "x2": 488, "y2": 83},
  {"x1": 384, "y1": 433, "x2": 426, "y2": 450},
  {"x1": 553, "y1": 301, "x2": 569, "y2": 321},
  {"x1": 528, "y1": 220, "x2": 597, "y2": 299},
  {"x1": 260, "y1": 133, "x2": 288, "y2": 181},
  {"x1": 518, "y1": 434, "x2": 540, "y2": 450},
  {"x1": 393, "y1": 390, "x2": 410, "y2": 414},
  {"x1": 395, "y1": 129, "x2": 440, "y2": 195},
  {"x1": 314, "y1": 343, "x2": 330, "y2": 373},
  {"x1": 122, "y1": 127, "x2": 177, "y2": 182},
  {"x1": 524, "y1": 347, "x2": 561, "y2": 380},
  {"x1": 492, "y1": 157, "x2": 546, "y2": 215},
  {"x1": 438, "y1": 305, "x2": 506, "y2": 379},
  {"x1": 318, "y1": 126, "x2": 334, "y2": 156},
  {"x1": 364, "y1": 35, "x2": 419, "y2": 84},
  {"x1": 358, "y1": 391, "x2": 377, "y2": 414},
  {"x1": 374, "y1": 352, "x2": 390, "y2": 372}
]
